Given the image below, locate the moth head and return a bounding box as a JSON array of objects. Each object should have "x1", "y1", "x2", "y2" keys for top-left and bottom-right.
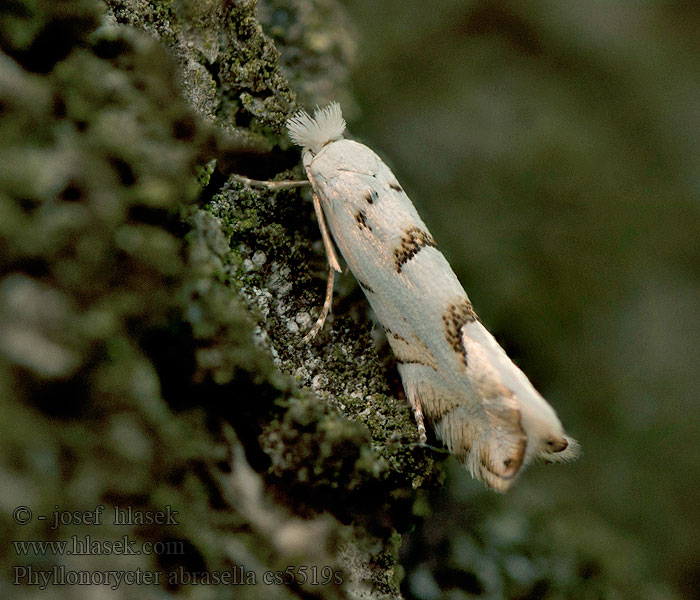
[{"x1": 287, "y1": 102, "x2": 346, "y2": 162}]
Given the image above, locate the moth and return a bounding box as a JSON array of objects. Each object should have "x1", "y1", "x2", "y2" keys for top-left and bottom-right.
[{"x1": 242, "y1": 103, "x2": 580, "y2": 492}]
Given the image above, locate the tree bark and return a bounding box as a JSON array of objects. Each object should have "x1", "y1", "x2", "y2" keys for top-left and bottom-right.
[{"x1": 0, "y1": 1, "x2": 439, "y2": 598}]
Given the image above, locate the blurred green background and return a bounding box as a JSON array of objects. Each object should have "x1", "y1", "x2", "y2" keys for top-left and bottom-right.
[{"x1": 343, "y1": 1, "x2": 699, "y2": 598}]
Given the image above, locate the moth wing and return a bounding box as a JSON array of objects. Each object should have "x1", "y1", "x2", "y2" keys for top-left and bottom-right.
[
  {"x1": 456, "y1": 320, "x2": 529, "y2": 491},
  {"x1": 473, "y1": 393, "x2": 527, "y2": 491},
  {"x1": 406, "y1": 374, "x2": 526, "y2": 493}
]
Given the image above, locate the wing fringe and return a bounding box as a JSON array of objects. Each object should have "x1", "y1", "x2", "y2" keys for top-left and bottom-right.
[{"x1": 405, "y1": 377, "x2": 527, "y2": 493}]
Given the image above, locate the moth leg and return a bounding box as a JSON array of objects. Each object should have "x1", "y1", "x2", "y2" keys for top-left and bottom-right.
[
  {"x1": 311, "y1": 191, "x2": 342, "y2": 273},
  {"x1": 230, "y1": 174, "x2": 310, "y2": 190},
  {"x1": 233, "y1": 171, "x2": 341, "y2": 341},
  {"x1": 302, "y1": 265, "x2": 336, "y2": 343},
  {"x1": 410, "y1": 399, "x2": 428, "y2": 445},
  {"x1": 305, "y1": 167, "x2": 343, "y2": 274},
  {"x1": 300, "y1": 190, "x2": 344, "y2": 342}
]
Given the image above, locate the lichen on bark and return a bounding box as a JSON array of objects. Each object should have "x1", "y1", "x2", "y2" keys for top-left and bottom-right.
[{"x1": 1, "y1": 0, "x2": 440, "y2": 598}]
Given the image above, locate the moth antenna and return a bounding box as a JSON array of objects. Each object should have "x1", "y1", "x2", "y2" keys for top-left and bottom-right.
[{"x1": 287, "y1": 102, "x2": 346, "y2": 154}]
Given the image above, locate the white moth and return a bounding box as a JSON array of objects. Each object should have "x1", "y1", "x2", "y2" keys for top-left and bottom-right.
[{"x1": 276, "y1": 103, "x2": 580, "y2": 492}]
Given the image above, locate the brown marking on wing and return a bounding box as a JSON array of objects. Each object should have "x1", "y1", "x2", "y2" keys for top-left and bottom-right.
[
  {"x1": 355, "y1": 210, "x2": 372, "y2": 231},
  {"x1": 386, "y1": 328, "x2": 438, "y2": 371},
  {"x1": 441, "y1": 298, "x2": 478, "y2": 367},
  {"x1": 396, "y1": 359, "x2": 437, "y2": 369},
  {"x1": 356, "y1": 278, "x2": 375, "y2": 294},
  {"x1": 477, "y1": 391, "x2": 527, "y2": 485},
  {"x1": 403, "y1": 379, "x2": 463, "y2": 436},
  {"x1": 393, "y1": 226, "x2": 437, "y2": 272},
  {"x1": 428, "y1": 382, "x2": 526, "y2": 492}
]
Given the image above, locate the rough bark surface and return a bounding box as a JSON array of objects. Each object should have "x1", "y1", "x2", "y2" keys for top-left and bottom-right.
[{"x1": 0, "y1": 1, "x2": 439, "y2": 598}]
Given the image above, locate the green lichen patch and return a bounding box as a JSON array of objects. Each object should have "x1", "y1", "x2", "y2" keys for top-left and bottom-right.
[
  {"x1": 0, "y1": 4, "x2": 243, "y2": 597},
  {"x1": 0, "y1": 0, "x2": 103, "y2": 73},
  {"x1": 1, "y1": 0, "x2": 447, "y2": 596},
  {"x1": 0, "y1": 3, "x2": 346, "y2": 597},
  {"x1": 205, "y1": 176, "x2": 440, "y2": 521},
  {"x1": 106, "y1": 0, "x2": 296, "y2": 137},
  {"x1": 261, "y1": 393, "x2": 417, "y2": 543}
]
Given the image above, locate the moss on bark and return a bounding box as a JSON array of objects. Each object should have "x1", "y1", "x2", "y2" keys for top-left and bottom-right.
[{"x1": 1, "y1": 1, "x2": 440, "y2": 598}]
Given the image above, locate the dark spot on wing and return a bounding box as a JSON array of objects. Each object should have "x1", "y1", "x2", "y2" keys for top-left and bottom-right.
[
  {"x1": 395, "y1": 359, "x2": 437, "y2": 370},
  {"x1": 548, "y1": 438, "x2": 569, "y2": 452},
  {"x1": 357, "y1": 279, "x2": 374, "y2": 294},
  {"x1": 386, "y1": 328, "x2": 439, "y2": 371},
  {"x1": 355, "y1": 210, "x2": 372, "y2": 231},
  {"x1": 393, "y1": 226, "x2": 438, "y2": 272},
  {"x1": 364, "y1": 190, "x2": 378, "y2": 204},
  {"x1": 442, "y1": 298, "x2": 477, "y2": 367},
  {"x1": 389, "y1": 182, "x2": 403, "y2": 192},
  {"x1": 385, "y1": 328, "x2": 408, "y2": 344}
]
